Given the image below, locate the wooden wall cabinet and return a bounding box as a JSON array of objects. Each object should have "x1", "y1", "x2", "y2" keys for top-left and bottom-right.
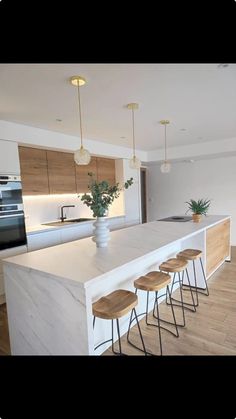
[
  {"x1": 97, "y1": 157, "x2": 116, "y2": 185},
  {"x1": 75, "y1": 156, "x2": 97, "y2": 193},
  {"x1": 206, "y1": 219, "x2": 230, "y2": 277},
  {"x1": 47, "y1": 150, "x2": 77, "y2": 194},
  {"x1": 19, "y1": 146, "x2": 116, "y2": 195},
  {"x1": 19, "y1": 146, "x2": 49, "y2": 195}
]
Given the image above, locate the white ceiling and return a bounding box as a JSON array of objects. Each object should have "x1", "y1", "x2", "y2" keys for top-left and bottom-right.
[{"x1": 0, "y1": 63, "x2": 236, "y2": 151}]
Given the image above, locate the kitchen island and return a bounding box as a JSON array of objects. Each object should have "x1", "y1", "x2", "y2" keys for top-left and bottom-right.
[{"x1": 3, "y1": 215, "x2": 230, "y2": 355}]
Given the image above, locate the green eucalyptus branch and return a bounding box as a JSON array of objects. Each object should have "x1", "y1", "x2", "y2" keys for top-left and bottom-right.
[{"x1": 79, "y1": 172, "x2": 134, "y2": 218}]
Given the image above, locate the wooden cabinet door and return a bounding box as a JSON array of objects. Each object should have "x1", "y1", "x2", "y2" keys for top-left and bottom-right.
[
  {"x1": 76, "y1": 156, "x2": 97, "y2": 193},
  {"x1": 47, "y1": 151, "x2": 76, "y2": 194},
  {"x1": 96, "y1": 157, "x2": 116, "y2": 185},
  {"x1": 206, "y1": 219, "x2": 230, "y2": 277},
  {"x1": 19, "y1": 146, "x2": 49, "y2": 195}
]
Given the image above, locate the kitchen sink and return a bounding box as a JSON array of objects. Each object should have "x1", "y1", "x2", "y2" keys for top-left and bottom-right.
[{"x1": 42, "y1": 218, "x2": 95, "y2": 226}]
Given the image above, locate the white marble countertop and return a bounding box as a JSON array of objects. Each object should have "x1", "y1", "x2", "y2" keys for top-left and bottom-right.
[
  {"x1": 4, "y1": 215, "x2": 230, "y2": 289},
  {"x1": 26, "y1": 215, "x2": 125, "y2": 235}
]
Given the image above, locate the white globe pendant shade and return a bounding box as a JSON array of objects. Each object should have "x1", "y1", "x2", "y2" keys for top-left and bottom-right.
[
  {"x1": 160, "y1": 161, "x2": 171, "y2": 173},
  {"x1": 74, "y1": 146, "x2": 91, "y2": 165},
  {"x1": 129, "y1": 155, "x2": 141, "y2": 170}
]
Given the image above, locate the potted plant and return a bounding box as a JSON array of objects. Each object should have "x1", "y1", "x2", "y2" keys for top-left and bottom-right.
[
  {"x1": 80, "y1": 173, "x2": 133, "y2": 247},
  {"x1": 186, "y1": 198, "x2": 211, "y2": 223}
]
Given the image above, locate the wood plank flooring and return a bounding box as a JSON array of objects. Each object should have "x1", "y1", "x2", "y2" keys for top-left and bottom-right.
[
  {"x1": 0, "y1": 247, "x2": 236, "y2": 356},
  {"x1": 104, "y1": 247, "x2": 236, "y2": 355}
]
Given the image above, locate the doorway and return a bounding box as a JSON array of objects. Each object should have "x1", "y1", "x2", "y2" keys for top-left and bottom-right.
[{"x1": 140, "y1": 168, "x2": 147, "y2": 223}]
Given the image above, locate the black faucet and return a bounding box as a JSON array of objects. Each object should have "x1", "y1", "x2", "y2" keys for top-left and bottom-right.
[{"x1": 60, "y1": 205, "x2": 75, "y2": 222}]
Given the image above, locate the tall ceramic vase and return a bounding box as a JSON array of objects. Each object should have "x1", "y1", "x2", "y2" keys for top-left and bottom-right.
[{"x1": 92, "y1": 217, "x2": 110, "y2": 248}]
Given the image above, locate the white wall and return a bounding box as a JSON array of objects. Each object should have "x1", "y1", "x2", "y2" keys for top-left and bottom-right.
[
  {"x1": 0, "y1": 120, "x2": 147, "y2": 161},
  {"x1": 147, "y1": 155, "x2": 236, "y2": 245},
  {"x1": 123, "y1": 159, "x2": 142, "y2": 225}
]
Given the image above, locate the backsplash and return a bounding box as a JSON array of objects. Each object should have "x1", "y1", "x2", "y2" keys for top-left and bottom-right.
[{"x1": 23, "y1": 192, "x2": 125, "y2": 227}]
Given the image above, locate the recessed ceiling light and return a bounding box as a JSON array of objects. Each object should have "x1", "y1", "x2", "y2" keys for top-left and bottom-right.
[
  {"x1": 183, "y1": 159, "x2": 194, "y2": 163},
  {"x1": 180, "y1": 128, "x2": 186, "y2": 131},
  {"x1": 120, "y1": 136, "x2": 126, "y2": 139},
  {"x1": 217, "y1": 64, "x2": 229, "y2": 68},
  {"x1": 56, "y1": 118, "x2": 62, "y2": 122},
  {"x1": 198, "y1": 136, "x2": 203, "y2": 140}
]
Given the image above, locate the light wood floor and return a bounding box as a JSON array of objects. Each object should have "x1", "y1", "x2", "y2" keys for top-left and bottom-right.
[
  {"x1": 0, "y1": 248, "x2": 236, "y2": 356},
  {"x1": 104, "y1": 247, "x2": 236, "y2": 355}
]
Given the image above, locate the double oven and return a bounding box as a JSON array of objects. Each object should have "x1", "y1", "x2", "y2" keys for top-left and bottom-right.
[{"x1": 0, "y1": 175, "x2": 27, "y2": 251}]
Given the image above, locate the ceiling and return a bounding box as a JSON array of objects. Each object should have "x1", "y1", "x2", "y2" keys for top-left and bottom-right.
[{"x1": 0, "y1": 63, "x2": 236, "y2": 151}]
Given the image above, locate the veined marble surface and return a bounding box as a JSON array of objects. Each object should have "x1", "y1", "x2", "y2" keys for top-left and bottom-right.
[{"x1": 4, "y1": 215, "x2": 229, "y2": 288}]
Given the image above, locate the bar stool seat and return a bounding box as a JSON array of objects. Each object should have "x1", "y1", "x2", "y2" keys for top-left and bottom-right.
[
  {"x1": 177, "y1": 248, "x2": 209, "y2": 305},
  {"x1": 159, "y1": 258, "x2": 188, "y2": 273},
  {"x1": 134, "y1": 271, "x2": 171, "y2": 292},
  {"x1": 177, "y1": 249, "x2": 202, "y2": 260},
  {"x1": 93, "y1": 289, "x2": 137, "y2": 320},
  {"x1": 128, "y1": 271, "x2": 179, "y2": 355},
  {"x1": 93, "y1": 289, "x2": 147, "y2": 355}
]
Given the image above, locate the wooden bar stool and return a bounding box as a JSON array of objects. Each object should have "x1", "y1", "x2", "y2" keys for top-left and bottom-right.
[
  {"x1": 93, "y1": 289, "x2": 147, "y2": 355},
  {"x1": 159, "y1": 258, "x2": 196, "y2": 328},
  {"x1": 127, "y1": 271, "x2": 179, "y2": 355},
  {"x1": 177, "y1": 249, "x2": 209, "y2": 307}
]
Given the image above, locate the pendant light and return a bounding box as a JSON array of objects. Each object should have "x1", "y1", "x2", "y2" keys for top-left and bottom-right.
[
  {"x1": 70, "y1": 76, "x2": 91, "y2": 165},
  {"x1": 127, "y1": 103, "x2": 141, "y2": 170},
  {"x1": 160, "y1": 119, "x2": 171, "y2": 173}
]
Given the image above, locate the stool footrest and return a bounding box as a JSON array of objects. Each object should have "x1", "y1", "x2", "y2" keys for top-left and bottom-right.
[{"x1": 166, "y1": 298, "x2": 196, "y2": 312}]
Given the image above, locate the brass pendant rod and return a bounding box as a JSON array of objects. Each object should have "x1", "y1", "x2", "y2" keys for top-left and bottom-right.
[
  {"x1": 164, "y1": 123, "x2": 167, "y2": 162},
  {"x1": 77, "y1": 83, "x2": 83, "y2": 148},
  {"x1": 132, "y1": 107, "x2": 135, "y2": 157}
]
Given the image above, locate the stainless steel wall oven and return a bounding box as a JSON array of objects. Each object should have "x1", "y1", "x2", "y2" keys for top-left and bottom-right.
[{"x1": 0, "y1": 175, "x2": 27, "y2": 250}]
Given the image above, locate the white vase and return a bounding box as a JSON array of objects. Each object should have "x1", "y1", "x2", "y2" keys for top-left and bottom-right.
[{"x1": 92, "y1": 217, "x2": 110, "y2": 248}]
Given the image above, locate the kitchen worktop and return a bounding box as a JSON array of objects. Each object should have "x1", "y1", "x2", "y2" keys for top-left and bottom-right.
[
  {"x1": 7, "y1": 215, "x2": 230, "y2": 287},
  {"x1": 26, "y1": 215, "x2": 125, "y2": 235},
  {"x1": 3, "y1": 214, "x2": 230, "y2": 355}
]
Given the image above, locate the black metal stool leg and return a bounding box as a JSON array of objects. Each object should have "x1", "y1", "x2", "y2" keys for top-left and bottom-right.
[
  {"x1": 178, "y1": 272, "x2": 186, "y2": 327},
  {"x1": 154, "y1": 291, "x2": 163, "y2": 355},
  {"x1": 116, "y1": 318, "x2": 122, "y2": 355},
  {"x1": 185, "y1": 268, "x2": 197, "y2": 311},
  {"x1": 200, "y1": 257, "x2": 209, "y2": 295},
  {"x1": 127, "y1": 308, "x2": 134, "y2": 342},
  {"x1": 193, "y1": 260, "x2": 199, "y2": 306},
  {"x1": 166, "y1": 285, "x2": 179, "y2": 337},
  {"x1": 93, "y1": 316, "x2": 96, "y2": 329},
  {"x1": 111, "y1": 319, "x2": 115, "y2": 353},
  {"x1": 133, "y1": 308, "x2": 147, "y2": 355},
  {"x1": 170, "y1": 272, "x2": 176, "y2": 298},
  {"x1": 146, "y1": 291, "x2": 150, "y2": 325}
]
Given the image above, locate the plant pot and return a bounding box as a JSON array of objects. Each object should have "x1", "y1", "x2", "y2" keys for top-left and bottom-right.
[
  {"x1": 92, "y1": 217, "x2": 110, "y2": 248},
  {"x1": 192, "y1": 214, "x2": 202, "y2": 223}
]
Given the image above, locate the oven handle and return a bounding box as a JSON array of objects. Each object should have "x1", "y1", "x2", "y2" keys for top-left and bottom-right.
[{"x1": 0, "y1": 213, "x2": 24, "y2": 218}]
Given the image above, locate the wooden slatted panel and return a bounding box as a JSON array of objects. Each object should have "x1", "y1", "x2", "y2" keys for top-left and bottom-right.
[
  {"x1": 47, "y1": 150, "x2": 76, "y2": 194},
  {"x1": 75, "y1": 156, "x2": 97, "y2": 193},
  {"x1": 96, "y1": 157, "x2": 116, "y2": 185},
  {"x1": 206, "y1": 219, "x2": 230, "y2": 276},
  {"x1": 19, "y1": 146, "x2": 49, "y2": 195}
]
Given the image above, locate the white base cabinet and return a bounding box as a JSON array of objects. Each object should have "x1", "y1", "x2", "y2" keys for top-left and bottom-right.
[
  {"x1": 27, "y1": 217, "x2": 126, "y2": 252},
  {"x1": 27, "y1": 230, "x2": 62, "y2": 252}
]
